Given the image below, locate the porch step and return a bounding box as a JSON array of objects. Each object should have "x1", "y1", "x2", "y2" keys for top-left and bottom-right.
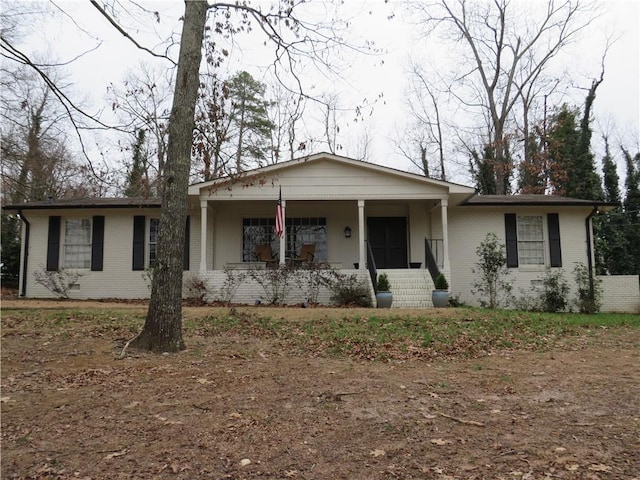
[{"x1": 377, "y1": 269, "x2": 435, "y2": 308}]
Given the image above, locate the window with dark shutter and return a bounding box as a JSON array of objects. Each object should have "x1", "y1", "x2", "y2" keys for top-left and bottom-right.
[{"x1": 132, "y1": 216, "x2": 146, "y2": 271}]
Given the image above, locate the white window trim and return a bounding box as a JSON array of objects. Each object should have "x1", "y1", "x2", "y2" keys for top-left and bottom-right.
[{"x1": 516, "y1": 214, "x2": 547, "y2": 269}]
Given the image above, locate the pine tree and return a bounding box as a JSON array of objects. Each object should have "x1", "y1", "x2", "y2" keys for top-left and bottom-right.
[
  {"x1": 622, "y1": 148, "x2": 640, "y2": 274},
  {"x1": 470, "y1": 144, "x2": 512, "y2": 195},
  {"x1": 517, "y1": 129, "x2": 547, "y2": 194},
  {"x1": 546, "y1": 102, "x2": 602, "y2": 200},
  {"x1": 547, "y1": 104, "x2": 579, "y2": 196},
  {"x1": 594, "y1": 138, "x2": 628, "y2": 274},
  {"x1": 226, "y1": 71, "x2": 275, "y2": 172},
  {"x1": 574, "y1": 79, "x2": 604, "y2": 201}
]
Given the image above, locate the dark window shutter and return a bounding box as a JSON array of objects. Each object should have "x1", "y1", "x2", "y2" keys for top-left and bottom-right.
[
  {"x1": 547, "y1": 213, "x2": 562, "y2": 267},
  {"x1": 46, "y1": 216, "x2": 61, "y2": 271},
  {"x1": 132, "y1": 216, "x2": 146, "y2": 271},
  {"x1": 504, "y1": 213, "x2": 518, "y2": 268},
  {"x1": 91, "y1": 216, "x2": 105, "y2": 271},
  {"x1": 183, "y1": 215, "x2": 190, "y2": 270}
]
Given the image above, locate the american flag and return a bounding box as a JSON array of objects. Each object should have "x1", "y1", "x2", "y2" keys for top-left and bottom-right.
[{"x1": 275, "y1": 187, "x2": 283, "y2": 238}]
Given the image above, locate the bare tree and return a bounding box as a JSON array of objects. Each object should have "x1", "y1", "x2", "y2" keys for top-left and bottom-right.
[
  {"x1": 128, "y1": 0, "x2": 208, "y2": 353},
  {"x1": 107, "y1": 64, "x2": 174, "y2": 192},
  {"x1": 410, "y1": 0, "x2": 596, "y2": 193},
  {"x1": 398, "y1": 62, "x2": 448, "y2": 179},
  {"x1": 267, "y1": 81, "x2": 307, "y2": 163},
  {"x1": 1, "y1": 65, "x2": 101, "y2": 202}
]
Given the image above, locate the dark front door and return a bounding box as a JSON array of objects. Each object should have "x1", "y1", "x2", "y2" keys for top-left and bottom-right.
[{"x1": 367, "y1": 217, "x2": 408, "y2": 269}]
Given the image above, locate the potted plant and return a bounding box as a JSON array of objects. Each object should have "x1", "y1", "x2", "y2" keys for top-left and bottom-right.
[
  {"x1": 431, "y1": 273, "x2": 449, "y2": 308},
  {"x1": 375, "y1": 273, "x2": 393, "y2": 308}
]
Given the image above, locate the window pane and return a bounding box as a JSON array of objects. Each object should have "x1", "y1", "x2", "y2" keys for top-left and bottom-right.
[
  {"x1": 149, "y1": 218, "x2": 159, "y2": 267},
  {"x1": 517, "y1": 215, "x2": 544, "y2": 265},
  {"x1": 242, "y1": 217, "x2": 327, "y2": 262},
  {"x1": 517, "y1": 216, "x2": 543, "y2": 240},
  {"x1": 64, "y1": 218, "x2": 91, "y2": 268}
]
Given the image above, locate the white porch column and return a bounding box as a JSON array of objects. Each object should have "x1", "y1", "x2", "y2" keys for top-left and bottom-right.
[
  {"x1": 199, "y1": 200, "x2": 208, "y2": 273},
  {"x1": 441, "y1": 198, "x2": 450, "y2": 274},
  {"x1": 358, "y1": 200, "x2": 365, "y2": 270},
  {"x1": 279, "y1": 199, "x2": 287, "y2": 265}
]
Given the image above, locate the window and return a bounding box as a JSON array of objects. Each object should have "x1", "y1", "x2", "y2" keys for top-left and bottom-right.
[
  {"x1": 149, "y1": 218, "x2": 160, "y2": 268},
  {"x1": 242, "y1": 217, "x2": 327, "y2": 262},
  {"x1": 132, "y1": 216, "x2": 189, "y2": 271},
  {"x1": 287, "y1": 217, "x2": 327, "y2": 262},
  {"x1": 63, "y1": 218, "x2": 92, "y2": 268},
  {"x1": 505, "y1": 213, "x2": 562, "y2": 268},
  {"x1": 517, "y1": 216, "x2": 544, "y2": 265}
]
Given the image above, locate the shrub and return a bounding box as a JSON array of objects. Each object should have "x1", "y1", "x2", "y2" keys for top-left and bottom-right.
[
  {"x1": 184, "y1": 274, "x2": 210, "y2": 304},
  {"x1": 539, "y1": 269, "x2": 570, "y2": 312},
  {"x1": 295, "y1": 262, "x2": 334, "y2": 304},
  {"x1": 33, "y1": 267, "x2": 82, "y2": 299},
  {"x1": 376, "y1": 273, "x2": 391, "y2": 292},
  {"x1": 217, "y1": 266, "x2": 248, "y2": 304},
  {"x1": 248, "y1": 264, "x2": 296, "y2": 305},
  {"x1": 434, "y1": 273, "x2": 449, "y2": 290},
  {"x1": 573, "y1": 263, "x2": 602, "y2": 313},
  {"x1": 471, "y1": 233, "x2": 513, "y2": 309},
  {"x1": 329, "y1": 272, "x2": 372, "y2": 307}
]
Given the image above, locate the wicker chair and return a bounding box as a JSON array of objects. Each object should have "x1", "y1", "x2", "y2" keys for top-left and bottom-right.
[
  {"x1": 293, "y1": 243, "x2": 315, "y2": 266},
  {"x1": 254, "y1": 244, "x2": 278, "y2": 267}
]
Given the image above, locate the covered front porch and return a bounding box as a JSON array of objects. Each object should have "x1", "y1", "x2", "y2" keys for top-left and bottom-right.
[
  {"x1": 194, "y1": 197, "x2": 450, "y2": 276},
  {"x1": 186, "y1": 153, "x2": 476, "y2": 306}
]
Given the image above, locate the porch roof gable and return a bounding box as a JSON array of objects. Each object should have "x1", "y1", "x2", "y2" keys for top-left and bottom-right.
[{"x1": 188, "y1": 152, "x2": 476, "y2": 204}]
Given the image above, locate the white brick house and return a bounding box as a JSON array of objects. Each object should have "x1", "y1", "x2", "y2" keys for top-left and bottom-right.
[{"x1": 4, "y1": 153, "x2": 636, "y2": 312}]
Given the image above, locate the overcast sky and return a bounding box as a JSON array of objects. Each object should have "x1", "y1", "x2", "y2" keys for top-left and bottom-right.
[{"x1": 13, "y1": 0, "x2": 640, "y2": 185}]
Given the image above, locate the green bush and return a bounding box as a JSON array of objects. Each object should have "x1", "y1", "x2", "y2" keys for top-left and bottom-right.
[
  {"x1": 434, "y1": 273, "x2": 449, "y2": 290},
  {"x1": 329, "y1": 273, "x2": 373, "y2": 307},
  {"x1": 539, "y1": 269, "x2": 570, "y2": 312},
  {"x1": 573, "y1": 263, "x2": 602, "y2": 314},
  {"x1": 376, "y1": 273, "x2": 391, "y2": 292},
  {"x1": 471, "y1": 233, "x2": 513, "y2": 309}
]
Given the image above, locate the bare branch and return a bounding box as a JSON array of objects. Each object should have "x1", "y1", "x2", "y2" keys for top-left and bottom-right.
[{"x1": 89, "y1": 0, "x2": 177, "y2": 66}]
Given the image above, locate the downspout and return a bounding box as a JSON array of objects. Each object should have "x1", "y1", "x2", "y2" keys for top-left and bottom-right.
[
  {"x1": 17, "y1": 211, "x2": 30, "y2": 297},
  {"x1": 585, "y1": 206, "x2": 598, "y2": 302}
]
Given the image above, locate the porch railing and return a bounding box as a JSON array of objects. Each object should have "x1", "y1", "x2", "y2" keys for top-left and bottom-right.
[
  {"x1": 425, "y1": 238, "x2": 443, "y2": 283},
  {"x1": 366, "y1": 240, "x2": 378, "y2": 293}
]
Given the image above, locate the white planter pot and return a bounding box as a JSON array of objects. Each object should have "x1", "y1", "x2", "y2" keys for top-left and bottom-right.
[
  {"x1": 376, "y1": 291, "x2": 393, "y2": 308},
  {"x1": 431, "y1": 290, "x2": 449, "y2": 308}
]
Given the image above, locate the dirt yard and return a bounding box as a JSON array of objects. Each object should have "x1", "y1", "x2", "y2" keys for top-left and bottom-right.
[{"x1": 1, "y1": 299, "x2": 639, "y2": 479}]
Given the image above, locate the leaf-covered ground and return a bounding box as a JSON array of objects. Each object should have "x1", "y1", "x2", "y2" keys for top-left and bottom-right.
[{"x1": 1, "y1": 299, "x2": 639, "y2": 479}]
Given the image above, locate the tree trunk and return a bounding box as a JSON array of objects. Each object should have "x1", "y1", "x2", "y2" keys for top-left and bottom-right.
[{"x1": 131, "y1": 0, "x2": 208, "y2": 353}]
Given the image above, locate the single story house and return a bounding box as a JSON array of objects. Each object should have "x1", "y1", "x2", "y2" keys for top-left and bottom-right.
[{"x1": 4, "y1": 152, "x2": 638, "y2": 312}]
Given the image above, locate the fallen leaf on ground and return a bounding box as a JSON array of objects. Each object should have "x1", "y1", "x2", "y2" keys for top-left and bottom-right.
[
  {"x1": 589, "y1": 464, "x2": 612, "y2": 472},
  {"x1": 104, "y1": 449, "x2": 128, "y2": 460},
  {"x1": 431, "y1": 438, "x2": 451, "y2": 446}
]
